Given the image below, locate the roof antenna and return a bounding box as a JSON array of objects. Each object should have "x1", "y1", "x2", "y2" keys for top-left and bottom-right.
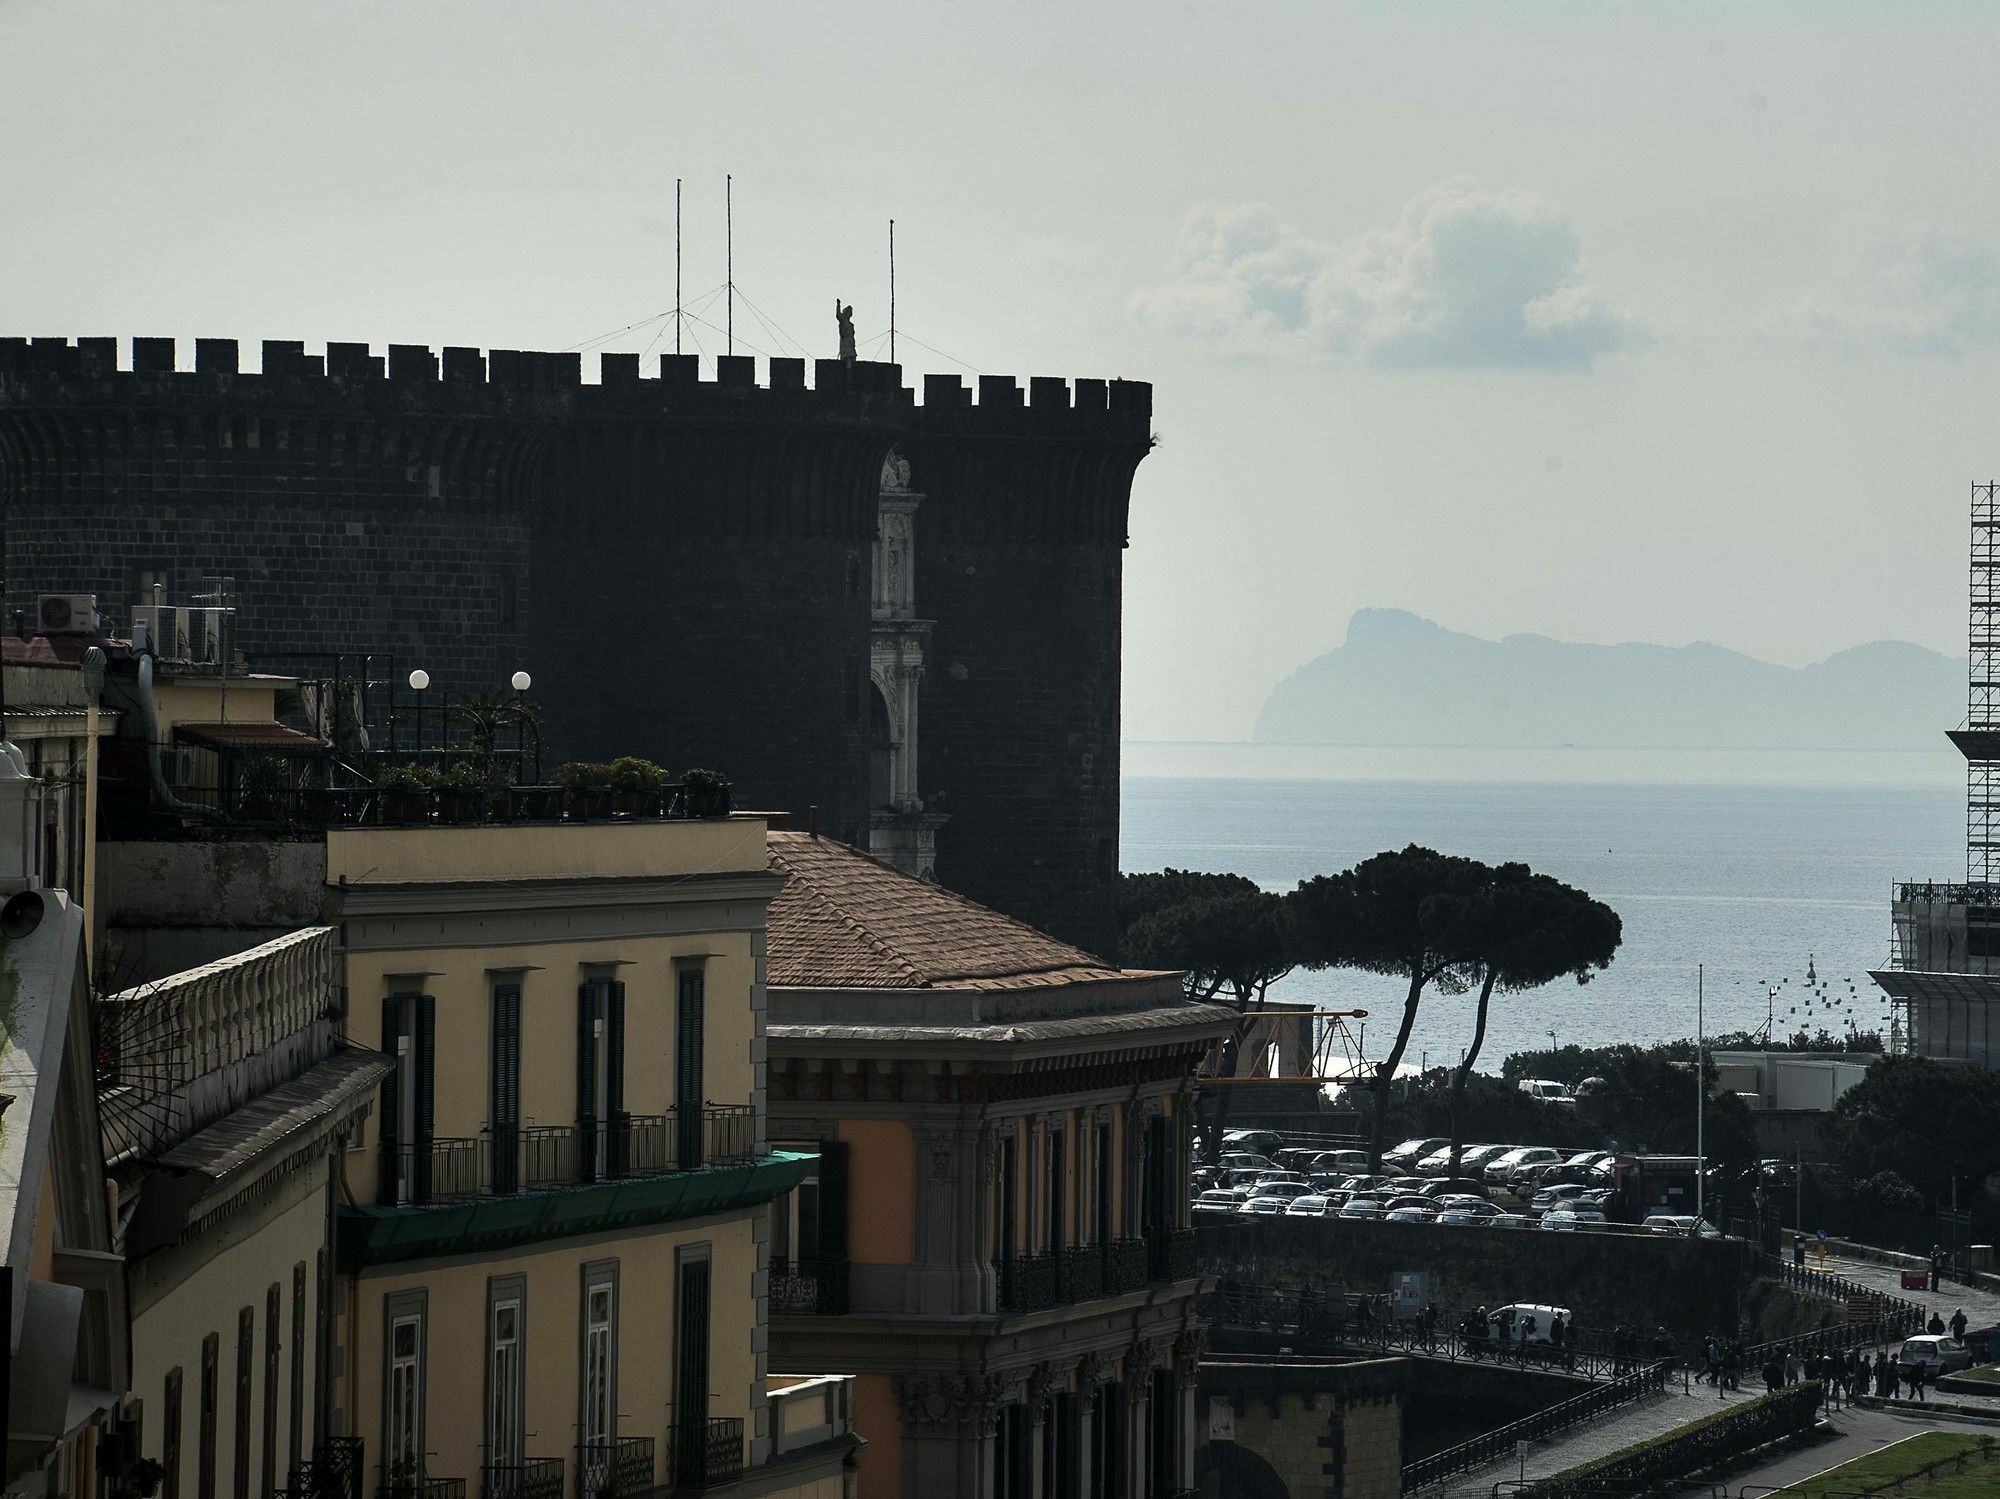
[
  {"x1": 725, "y1": 173, "x2": 734, "y2": 357},
  {"x1": 889, "y1": 217, "x2": 896, "y2": 366},
  {"x1": 807, "y1": 803, "x2": 819, "y2": 839},
  {"x1": 675, "y1": 176, "x2": 683, "y2": 357}
]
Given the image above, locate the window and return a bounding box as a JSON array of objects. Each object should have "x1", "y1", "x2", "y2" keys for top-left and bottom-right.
[
  {"x1": 577, "y1": 978, "x2": 627, "y2": 1179},
  {"x1": 490, "y1": 982, "x2": 522, "y2": 1192},
  {"x1": 198, "y1": 1334, "x2": 221, "y2": 1499},
  {"x1": 380, "y1": 994, "x2": 436, "y2": 1204},
  {"x1": 1096, "y1": 1119, "x2": 1114, "y2": 1246},
  {"x1": 486, "y1": 1279, "x2": 524, "y2": 1469},
  {"x1": 234, "y1": 1307, "x2": 254, "y2": 1499},
  {"x1": 995, "y1": 1131, "x2": 1018, "y2": 1261},
  {"x1": 383, "y1": 1293, "x2": 427, "y2": 1479},
  {"x1": 580, "y1": 1265, "x2": 617, "y2": 1448},
  {"x1": 262, "y1": 1285, "x2": 281, "y2": 1499},
  {"x1": 1091, "y1": 1381, "x2": 1125, "y2": 1498},
  {"x1": 671, "y1": 1252, "x2": 712, "y2": 1486},
  {"x1": 1045, "y1": 1129, "x2": 1066, "y2": 1255},
  {"x1": 290, "y1": 1263, "x2": 307, "y2": 1477},
  {"x1": 673, "y1": 967, "x2": 705, "y2": 1169},
  {"x1": 163, "y1": 1367, "x2": 184, "y2": 1499}
]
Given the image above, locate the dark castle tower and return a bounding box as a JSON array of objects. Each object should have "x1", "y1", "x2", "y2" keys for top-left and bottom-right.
[{"x1": 0, "y1": 337, "x2": 1152, "y2": 952}]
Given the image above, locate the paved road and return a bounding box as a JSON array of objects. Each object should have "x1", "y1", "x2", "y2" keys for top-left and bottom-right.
[
  {"x1": 1719, "y1": 1401, "x2": 1998, "y2": 1492},
  {"x1": 1811, "y1": 1252, "x2": 2000, "y2": 1334},
  {"x1": 1429, "y1": 1377, "x2": 1760, "y2": 1497}
]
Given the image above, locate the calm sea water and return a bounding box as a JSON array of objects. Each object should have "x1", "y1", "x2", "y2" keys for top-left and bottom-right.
[{"x1": 1119, "y1": 745, "x2": 1963, "y2": 1073}]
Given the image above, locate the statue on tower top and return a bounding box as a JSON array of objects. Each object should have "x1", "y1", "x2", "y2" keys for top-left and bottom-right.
[{"x1": 836, "y1": 301, "x2": 856, "y2": 364}]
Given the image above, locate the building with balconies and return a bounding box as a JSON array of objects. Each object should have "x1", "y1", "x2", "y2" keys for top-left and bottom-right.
[
  {"x1": 759, "y1": 830, "x2": 1232, "y2": 1499},
  {"x1": 325, "y1": 813, "x2": 860, "y2": 1499}
]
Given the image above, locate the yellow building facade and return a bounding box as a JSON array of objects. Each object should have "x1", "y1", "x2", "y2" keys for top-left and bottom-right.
[{"x1": 326, "y1": 816, "x2": 860, "y2": 1499}]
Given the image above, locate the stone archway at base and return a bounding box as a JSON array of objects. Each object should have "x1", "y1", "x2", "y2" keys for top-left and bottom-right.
[{"x1": 1194, "y1": 1440, "x2": 1292, "y2": 1499}]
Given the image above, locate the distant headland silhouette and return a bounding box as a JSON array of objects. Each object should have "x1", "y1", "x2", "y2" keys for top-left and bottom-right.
[{"x1": 1255, "y1": 609, "x2": 1963, "y2": 750}]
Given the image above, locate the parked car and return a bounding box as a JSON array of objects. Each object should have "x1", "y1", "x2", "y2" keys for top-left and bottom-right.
[
  {"x1": 1529, "y1": 1183, "x2": 1590, "y2": 1213},
  {"x1": 1247, "y1": 1179, "x2": 1311, "y2": 1202},
  {"x1": 1383, "y1": 1137, "x2": 1451, "y2": 1172},
  {"x1": 1642, "y1": 1214, "x2": 1722, "y2": 1238},
  {"x1": 1194, "y1": 1189, "x2": 1245, "y2": 1215},
  {"x1": 1897, "y1": 1335, "x2": 1972, "y2": 1379},
  {"x1": 1340, "y1": 1173, "x2": 1391, "y2": 1194},
  {"x1": 1421, "y1": 1177, "x2": 1492, "y2": 1200},
  {"x1": 1238, "y1": 1195, "x2": 1289, "y2": 1215},
  {"x1": 1484, "y1": 1146, "x2": 1564, "y2": 1187},
  {"x1": 1438, "y1": 1206, "x2": 1499, "y2": 1227},
  {"x1": 1219, "y1": 1151, "x2": 1274, "y2": 1172},
  {"x1": 1541, "y1": 1209, "x2": 1608, "y2": 1232},
  {"x1": 1418, "y1": 1142, "x2": 1508, "y2": 1176},
  {"x1": 1312, "y1": 1149, "x2": 1370, "y2": 1174},
  {"x1": 1385, "y1": 1205, "x2": 1437, "y2": 1223},
  {"x1": 1484, "y1": 1303, "x2": 1574, "y2": 1346},
  {"x1": 1384, "y1": 1176, "x2": 1434, "y2": 1195},
  {"x1": 1517, "y1": 1079, "x2": 1569, "y2": 1104},
  {"x1": 1437, "y1": 1196, "x2": 1507, "y2": 1219},
  {"x1": 1491, "y1": 1213, "x2": 1538, "y2": 1229},
  {"x1": 1383, "y1": 1195, "x2": 1434, "y2": 1213},
  {"x1": 1285, "y1": 1195, "x2": 1333, "y2": 1217},
  {"x1": 1273, "y1": 1147, "x2": 1327, "y2": 1173},
  {"x1": 1339, "y1": 1196, "x2": 1386, "y2": 1220}
]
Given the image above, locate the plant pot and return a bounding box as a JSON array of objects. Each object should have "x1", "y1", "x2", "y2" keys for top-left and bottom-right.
[
  {"x1": 684, "y1": 783, "x2": 731, "y2": 818},
  {"x1": 612, "y1": 788, "x2": 659, "y2": 818},
  {"x1": 384, "y1": 789, "x2": 431, "y2": 824},
  {"x1": 509, "y1": 785, "x2": 561, "y2": 821},
  {"x1": 565, "y1": 787, "x2": 614, "y2": 821},
  {"x1": 438, "y1": 788, "x2": 487, "y2": 824}
]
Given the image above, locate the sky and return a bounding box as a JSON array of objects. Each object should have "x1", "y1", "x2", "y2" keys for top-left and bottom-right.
[{"x1": 6, "y1": 1, "x2": 1999, "y2": 742}]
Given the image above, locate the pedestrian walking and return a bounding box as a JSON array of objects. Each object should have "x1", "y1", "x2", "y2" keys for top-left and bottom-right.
[
  {"x1": 1762, "y1": 1357, "x2": 1783, "y2": 1394},
  {"x1": 1875, "y1": 1351, "x2": 1893, "y2": 1398},
  {"x1": 1786, "y1": 1350, "x2": 1804, "y2": 1386},
  {"x1": 1930, "y1": 1243, "x2": 1944, "y2": 1292},
  {"x1": 1952, "y1": 1307, "x2": 1969, "y2": 1341},
  {"x1": 1928, "y1": 1310, "x2": 1946, "y2": 1336},
  {"x1": 1909, "y1": 1359, "x2": 1928, "y2": 1403}
]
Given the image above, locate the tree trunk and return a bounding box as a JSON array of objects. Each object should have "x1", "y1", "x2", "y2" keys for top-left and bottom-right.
[
  {"x1": 1449, "y1": 966, "x2": 1500, "y2": 1179},
  {"x1": 1204, "y1": 979, "x2": 1277, "y2": 1164},
  {"x1": 1370, "y1": 968, "x2": 1430, "y2": 1171}
]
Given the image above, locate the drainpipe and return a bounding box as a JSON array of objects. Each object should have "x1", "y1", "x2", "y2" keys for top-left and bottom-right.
[{"x1": 136, "y1": 653, "x2": 226, "y2": 819}]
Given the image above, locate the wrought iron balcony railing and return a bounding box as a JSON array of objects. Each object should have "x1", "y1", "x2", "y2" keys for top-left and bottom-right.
[
  {"x1": 375, "y1": 1471, "x2": 464, "y2": 1499},
  {"x1": 994, "y1": 1251, "x2": 1062, "y2": 1313},
  {"x1": 1151, "y1": 1226, "x2": 1198, "y2": 1283},
  {"x1": 574, "y1": 1437, "x2": 653, "y2": 1499},
  {"x1": 769, "y1": 1256, "x2": 850, "y2": 1315},
  {"x1": 667, "y1": 1418, "x2": 744, "y2": 1489},
  {"x1": 478, "y1": 1460, "x2": 563, "y2": 1499},
  {"x1": 1064, "y1": 1243, "x2": 1104, "y2": 1301},
  {"x1": 1106, "y1": 1238, "x2": 1150, "y2": 1295},
  {"x1": 379, "y1": 1105, "x2": 757, "y2": 1206}
]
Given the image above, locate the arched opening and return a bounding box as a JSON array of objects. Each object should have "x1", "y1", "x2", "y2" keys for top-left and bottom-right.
[
  {"x1": 1194, "y1": 1440, "x2": 1291, "y2": 1499},
  {"x1": 868, "y1": 683, "x2": 894, "y2": 809}
]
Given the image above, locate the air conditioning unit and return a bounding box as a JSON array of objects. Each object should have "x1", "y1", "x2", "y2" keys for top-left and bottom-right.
[
  {"x1": 131, "y1": 605, "x2": 190, "y2": 658},
  {"x1": 36, "y1": 594, "x2": 99, "y2": 635},
  {"x1": 186, "y1": 608, "x2": 231, "y2": 664}
]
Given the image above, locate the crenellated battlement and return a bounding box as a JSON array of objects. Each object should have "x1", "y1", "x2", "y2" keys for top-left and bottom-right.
[{"x1": 0, "y1": 336, "x2": 1150, "y2": 430}]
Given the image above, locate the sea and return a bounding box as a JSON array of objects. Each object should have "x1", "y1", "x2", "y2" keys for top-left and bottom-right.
[{"x1": 1119, "y1": 742, "x2": 1964, "y2": 1076}]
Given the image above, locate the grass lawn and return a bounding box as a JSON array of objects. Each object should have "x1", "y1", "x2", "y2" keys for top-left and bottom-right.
[
  {"x1": 1942, "y1": 1363, "x2": 2000, "y2": 1386},
  {"x1": 1778, "y1": 1431, "x2": 1999, "y2": 1496}
]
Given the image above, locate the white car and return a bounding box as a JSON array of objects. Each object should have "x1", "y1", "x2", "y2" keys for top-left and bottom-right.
[
  {"x1": 1383, "y1": 1137, "x2": 1451, "y2": 1172},
  {"x1": 1484, "y1": 1147, "x2": 1563, "y2": 1187},
  {"x1": 1643, "y1": 1214, "x2": 1723, "y2": 1238},
  {"x1": 1193, "y1": 1189, "x2": 1245, "y2": 1214},
  {"x1": 1338, "y1": 1196, "x2": 1386, "y2": 1220},
  {"x1": 1491, "y1": 1213, "x2": 1538, "y2": 1229},
  {"x1": 1897, "y1": 1335, "x2": 1971, "y2": 1378},
  {"x1": 1248, "y1": 1179, "x2": 1310, "y2": 1202},
  {"x1": 1417, "y1": 1143, "x2": 1506, "y2": 1175},
  {"x1": 1238, "y1": 1196, "x2": 1289, "y2": 1215},
  {"x1": 1439, "y1": 1197, "x2": 1507, "y2": 1220},
  {"x1": 1541, "y1": 1208, "x2": 1608, "y2": 1232},
  {"x1": 1385, "y1": 1205, "x2": 1437, "y2": 1223},
  {"x1": 1285, "y1": 1195, "x2": 1332, "y2": 1217}
]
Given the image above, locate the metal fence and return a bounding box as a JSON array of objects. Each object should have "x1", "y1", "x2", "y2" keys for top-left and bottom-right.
[{"x1": 1402, "y1": 1361, "x2": 1673, "y2": 1491}]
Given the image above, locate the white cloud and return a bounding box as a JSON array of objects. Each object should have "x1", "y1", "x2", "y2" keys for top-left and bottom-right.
[
  {"x1": 1133, "y1": 179, "x2": 1645, "y2": 372},
  {"x1": 1765, "y1": 227, "x2": 2000, "y2": 356}
]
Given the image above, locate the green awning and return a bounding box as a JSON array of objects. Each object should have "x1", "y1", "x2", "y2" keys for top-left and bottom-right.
[{"x1": 339, "y1": 1151, "x2": 817, "y2": 1269}]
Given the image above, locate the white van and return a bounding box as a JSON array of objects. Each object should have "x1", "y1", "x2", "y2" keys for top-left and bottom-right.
[
  {"x1": 1518, "y1": 1079, "x2": 1569, "y2": 1104},
  {"x1": 1488, "y1": 1302, "x2": 1574, "y2": 1346}
]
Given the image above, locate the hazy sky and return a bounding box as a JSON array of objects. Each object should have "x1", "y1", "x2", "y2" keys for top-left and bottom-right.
[{"x1": 7, "y1": 1, "x2": 1998, "y2": 740}]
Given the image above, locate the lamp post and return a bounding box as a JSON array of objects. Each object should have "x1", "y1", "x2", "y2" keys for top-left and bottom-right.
[
  {"x1": 408, "y1": 669, "x2": 430, "y2": 761},
  {"x1": 510, "y1": 671, "x2": 535, "y2": 784}
]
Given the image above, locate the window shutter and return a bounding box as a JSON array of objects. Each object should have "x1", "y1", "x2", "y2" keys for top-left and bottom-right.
[
  {"x1": 674, "y1": 970, "x2": 706, "y2": 1169},
  {"x1": 413, "y1": 996, "x2": 437, "y2": 1202},
  {"x1": 606, "y1": 981, "x2": 628, "y2": 1175},
  {"x1": 379, "y1": 997, "x2": 403, "y2": 1206},
  {"x1": 817, "y1": 1140, "x2": 849, "y2": 1262},
  {"x1": 491, "y1": 985, "x2": 521, "y2": 1193}
]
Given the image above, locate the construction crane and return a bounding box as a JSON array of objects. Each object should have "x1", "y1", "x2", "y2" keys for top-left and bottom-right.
[{"x1": 1198, "y1": 1006, "x2": 1373, "y2": 1088}]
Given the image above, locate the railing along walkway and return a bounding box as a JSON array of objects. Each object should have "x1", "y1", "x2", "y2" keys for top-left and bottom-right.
[{"x1": 1402, "y1": 1361, "x2": 1674, "y2": 1491}]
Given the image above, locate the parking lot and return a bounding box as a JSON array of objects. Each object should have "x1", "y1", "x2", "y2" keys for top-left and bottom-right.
[{"x1": 1193, "y1": 1129, "x2": 1729, "y2": 1237}]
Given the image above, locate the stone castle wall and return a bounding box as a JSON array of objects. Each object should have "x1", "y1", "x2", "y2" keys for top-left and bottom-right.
[{"x1": 0, "y1": 337, "x2": 1152, "y2": 951}]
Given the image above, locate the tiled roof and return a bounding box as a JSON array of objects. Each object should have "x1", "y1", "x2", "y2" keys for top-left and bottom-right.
[
  {"x1": 173, "y1": 721, "x2": 326, "y2": 750},
  {"x1": 765, "y1": 831, "x2": 1135, "y2": 990}
]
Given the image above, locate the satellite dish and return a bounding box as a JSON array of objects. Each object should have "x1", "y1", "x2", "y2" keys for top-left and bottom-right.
[{"x1": 0, "y1": 889, "x2": 44, "y2": 940}]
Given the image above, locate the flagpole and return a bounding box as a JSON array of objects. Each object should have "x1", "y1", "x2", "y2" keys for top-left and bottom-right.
[
  {"x1": 675, "y1": 177, "x2": 682, "y2": 356},
  {"x1": 1696, "y1": 963, "x2": 1706, "y2": 1227}
]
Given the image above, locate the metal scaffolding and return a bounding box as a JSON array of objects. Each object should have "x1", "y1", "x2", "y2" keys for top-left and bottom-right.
[{"x1": 1964, "y1": 482, "x2": 2000, "y2": 881}]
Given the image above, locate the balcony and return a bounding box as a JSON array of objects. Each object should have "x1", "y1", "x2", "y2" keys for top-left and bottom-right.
[
  {"x1": 769, "y1": 1257, "x2": 849, "y2": 1315},
  {"x1": 1150, "y1": 1227, "x2": 1198, "y2": 1283},
  {"x1": 668, "y1": 1418, "x2": 744, "y2": 1489},
  {"x1": 380, "y1": 1106, "x2": 756, "y2": 1207},
  {"x1": 1105, "y1": 1238, "x2": 1150, "y2": 1295},
  {"x1": 1064, "y1": 1243, "x2": 1104, "y2": 1301},
  {"x1": 574, "y1": 1437, "x2": 653, "y2": 1499},
  {"x1": 768, "y1": 1375, "x2": 856, "y2": 1460},
  {"x1": 479, "y1": 1461, "x2": 563, "y2": 1499},
  {"x1": 376, "y1": 1472, "x2": 464, "y2": 1499},
  {"x1": 994, "y1": 1252, "x2": 1063, "y2": 1313}
]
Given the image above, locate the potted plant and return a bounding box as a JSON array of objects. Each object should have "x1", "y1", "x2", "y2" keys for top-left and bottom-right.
[
  {"x1": 681, "y1": 766, "x2": 732, "y2": 818},
  {"x1": 508, "y1": 780, "x2": 562, "y2": 821},
  {"x1": 555, "y1": 761, "x2": 613, "y2": 820},
  {"x1": 235, "y1": 753, "x2": 291, "y2": 822},
  {"x1": 608, "y1": 756, "x2": 668, "y2": 817},
  {"x1": 374, "y1": 763, "x2": 437, "y2": 824},
  {"x1": 436, "y1": 760, "x2": 493, "y2": 824}
]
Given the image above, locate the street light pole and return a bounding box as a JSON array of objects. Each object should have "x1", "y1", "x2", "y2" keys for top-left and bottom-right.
[{"x1": 1696, "y1": 964, "x2": 1706, "y2": 1228}]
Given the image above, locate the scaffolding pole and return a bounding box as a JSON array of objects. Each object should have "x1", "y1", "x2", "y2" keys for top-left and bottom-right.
[{"x1": 1968, "y1": 481, "x2": 2000, "y2": 881}]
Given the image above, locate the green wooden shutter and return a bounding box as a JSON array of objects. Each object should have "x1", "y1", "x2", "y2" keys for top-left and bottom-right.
[
  {"x1": 413, "y1": 996, "x2": 436, "y2": 1202},
  {"x1": 674, "y1": 969, "x2": 706, "y2": 1169},
  {"x1": 816, "y1": 1140, "x2": 849, "y2": 1262},
  {"x1": 491, "y1": 984, "x2": 521, "y2": 1193},
  {"x1": 576, "y1": 983, "x2": 598, "y2": 1179},
  {"x1": 605, "y1": 980, "x2": 628, "y2": 1175}
]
